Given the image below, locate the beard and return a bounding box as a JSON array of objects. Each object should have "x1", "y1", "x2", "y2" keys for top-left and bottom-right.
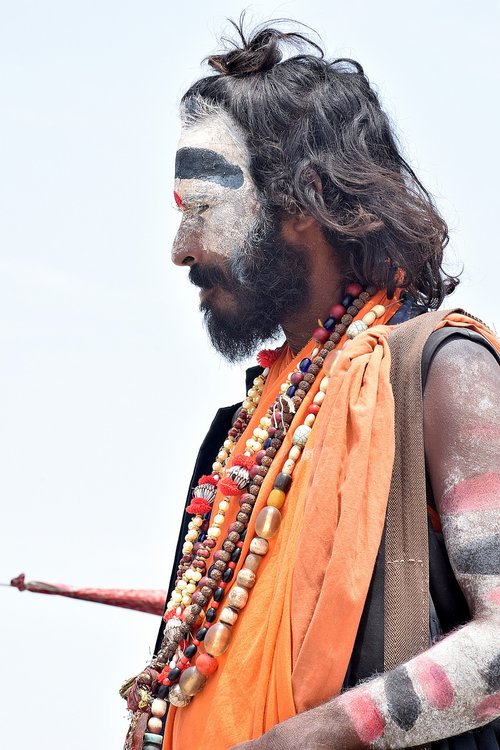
[{"x1": 189, "y1": 210, "x2": 309, "y2": 363}]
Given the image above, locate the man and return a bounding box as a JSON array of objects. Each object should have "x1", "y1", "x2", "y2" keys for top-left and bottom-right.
[{"x1": 123, "y1": 21, "x2": 500, "y2": 750}]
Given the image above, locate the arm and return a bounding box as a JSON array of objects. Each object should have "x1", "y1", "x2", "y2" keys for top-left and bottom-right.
[{"x1": 231, "y1": 337, "x2": 500, "y2": 750}]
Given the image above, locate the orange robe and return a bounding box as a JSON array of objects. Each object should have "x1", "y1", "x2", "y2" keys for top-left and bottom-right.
[{"x1": 163, "y1": 306, "x2": 498, "y2": 750}]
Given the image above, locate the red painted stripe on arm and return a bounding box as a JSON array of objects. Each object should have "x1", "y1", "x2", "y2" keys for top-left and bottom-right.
[
  {"x1": 486, "y1": 586, "x2": 500, "y2": 606},
  {"x1": 340, "y1": 691, "x2": 385, "y2": 744},
  {"x1": 413, "y1": 657, "x2": 455, "y2": 709},
  {"x1": 441, "y1": 473, "x2": 500, "y2": 515},
  {"x1": 475, "y1": 692, "x2": 500, "y2": 721}
]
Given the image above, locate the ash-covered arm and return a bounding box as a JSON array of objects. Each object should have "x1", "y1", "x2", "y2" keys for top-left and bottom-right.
[{"x1": 231, "y1": 337, "x2": 500, "y2": 750}]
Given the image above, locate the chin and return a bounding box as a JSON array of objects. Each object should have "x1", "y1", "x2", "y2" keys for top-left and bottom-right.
[{"x1": 201, "y1": 287, "x2": 237, "y2": 315}]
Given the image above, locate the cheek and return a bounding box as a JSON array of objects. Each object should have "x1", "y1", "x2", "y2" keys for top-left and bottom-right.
[{"x1": 203, "y1": 192, "x2": 259, "y2": 257}]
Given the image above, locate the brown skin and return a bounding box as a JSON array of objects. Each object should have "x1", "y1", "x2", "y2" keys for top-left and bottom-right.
[
  {"x1": 279, "y1": 215, "x2": 344, "y2": 354},
  {"x1": 172, "y1": 211, "x2": 344, "y2": 355}
]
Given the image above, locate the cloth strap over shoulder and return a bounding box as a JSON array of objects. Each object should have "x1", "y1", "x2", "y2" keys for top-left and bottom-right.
[{"x1": 385, "y1": 309, "x2": 461, "y2": 670}]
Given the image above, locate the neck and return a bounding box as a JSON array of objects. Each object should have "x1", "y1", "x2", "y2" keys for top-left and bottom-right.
[
  {"x1": 281, "y1": 268, "x2": 344, "y2": 356},
  {"x1": 278, "y1": 216, "x2": 346, "y2": 355}
]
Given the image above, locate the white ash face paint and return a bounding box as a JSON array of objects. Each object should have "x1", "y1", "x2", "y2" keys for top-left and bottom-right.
[{"x1": 172, "y1": 112, "x2": 260, "y2": 263}]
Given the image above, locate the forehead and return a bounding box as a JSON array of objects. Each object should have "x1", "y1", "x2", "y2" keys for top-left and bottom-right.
[{"x1": 175, "y1": 113, "x2": 251, "y2": 187}]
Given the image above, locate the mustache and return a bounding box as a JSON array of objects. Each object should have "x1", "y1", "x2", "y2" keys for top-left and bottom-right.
[{"x1": 189, "y1": 263, "x2": 231, "y2": 291}]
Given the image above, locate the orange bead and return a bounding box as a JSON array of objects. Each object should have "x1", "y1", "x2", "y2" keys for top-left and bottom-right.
[
  {"x1": 267, "y1": 488, "x2": 286, "y2": 509},
  {"x1": 196, "y1": 653, "x2": 219, "y2": 676}
]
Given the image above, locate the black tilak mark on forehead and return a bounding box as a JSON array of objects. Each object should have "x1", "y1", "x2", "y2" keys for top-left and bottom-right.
[
  {"x1": 385, "y1": 667, "x2": 422, "y2": 730},
  {"x1": 453, "y1": 535, "x2": 500, "y2": 575},
  {"x1": 175, "y1": 148, "x2": 244, "y2": 189}
]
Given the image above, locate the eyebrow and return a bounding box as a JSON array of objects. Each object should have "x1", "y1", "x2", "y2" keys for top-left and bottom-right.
[{"x1": 175, "y1": 147, "x2": 244, "y2": 189}]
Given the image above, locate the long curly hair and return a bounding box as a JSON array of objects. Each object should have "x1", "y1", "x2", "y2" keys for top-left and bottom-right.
[{"x1": 181, "y1": 17, "x2": 458, "y2": 308}]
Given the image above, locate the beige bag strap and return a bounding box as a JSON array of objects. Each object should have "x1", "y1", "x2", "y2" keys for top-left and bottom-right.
[{"x1": 384, "y1": 309, "x2": 456, "y2": 670}]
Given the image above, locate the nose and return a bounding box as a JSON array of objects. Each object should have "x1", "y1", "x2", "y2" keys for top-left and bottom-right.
[{"x1": 171, "y1": 222, "x2": 202, "y2": 267}]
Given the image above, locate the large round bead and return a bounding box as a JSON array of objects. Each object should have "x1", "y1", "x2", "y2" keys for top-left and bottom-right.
[
  {"x1": 347, "y1": 320, "x2": 369, "y2": 339},
  {"x1": 255, "y1": 506, "x2": 282, "y2": 539},
  {"x1": 168, "y1": 684, "x2": 191, "y2": 708},
  {"x1": 243, "y1": 553, "x2": 262, "y2": 573},
  {"x1": 292, "y1": 425, "x2": 311, "y2": 448},
  {"x1": 237, "y1": 568, "x2": 256, "y2": 589},
  {"x1": 147, "y1": 716, "x2": 163, "y2": 734},
  {"x1": 196, "y1": 653, "x2": 219, "y2": 676},
  {"x1": 151, "y1": 698, "x2": 167, "y2": 718},
  {"x1": 178, "y1": 666, "x2": 207, "y2": 696},
  {"x1": 274, "y1": 472, "x2": 292, "y2": 492},
  {"x1": 219, "y1": 606, "x2": 239, "y2": 626},
  {"x1": 203, "y1": 623, "x2": 232, "y2": 657},
  {"x1": 267, "y1": 488, "x2": 286, "y2": 509},
  {"x1": 362, "y1": 310, "x2": 377, "y2": 326},
  {"x1": 227, "y1": 585, "x2": 249, "y2": 609},
  {"x1": 319, "y1": 376, "x2": 330, "y2": 393},
  {"x1": 250, "y1": 537, "x2": 269, "y2": 556},
  {"x1": 323, "y1": 349, "x2": 342, "y2": 375}
]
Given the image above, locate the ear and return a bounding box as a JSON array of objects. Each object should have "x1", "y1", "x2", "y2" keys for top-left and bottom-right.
[
  {"x1": 281, "y1": 213, "x2": 317, "y2": 248},
  {"x1": 281, "y1": 168, "x2": 323, "y2": 241}
]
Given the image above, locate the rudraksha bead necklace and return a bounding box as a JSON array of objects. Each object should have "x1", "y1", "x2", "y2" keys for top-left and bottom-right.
[{"x1": 123, "y1": 284, "x2": 398, "y2": 749}]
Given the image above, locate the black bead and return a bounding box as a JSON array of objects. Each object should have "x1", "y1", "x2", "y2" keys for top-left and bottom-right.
[
  {"x1": 214, "y1": 587, "x2": 224, "y2": 602},
  {"x1": 274, "y1": 472, "x2": 292, "y2": 493},
  {"x1": 342, "y1": 293, "x2": 354, "y2": 308},
  {"x1": 167, "y1": 667, "x2": 181, "y2": 682},
  {"x1": 195, "y1": 627, "x2": 207, "y2": 642},
  {"x1": 231, "y1": 547, "x2": 242, "y2": 563},
  {"x1": 207, "y1": 564, "x2": 215, "y2": 577},
  {"x1": 240, "y1": 528, "x2": 247, "y2": 542},
  {"x1": 205, "y1": 607, "x2": 217, "y2": 622},
  {"x1": 222, "y1": 568, "x2": 234, "y2": 583},
  {"x1": 184, "y1": 644, "x2": 197, "y2": 659},
  {"x1": 324, "y1": 316, "x2": 336, "y2": 331},
  {"x1": 157, "y1": 685, "x2": 168, "y2": 699}
]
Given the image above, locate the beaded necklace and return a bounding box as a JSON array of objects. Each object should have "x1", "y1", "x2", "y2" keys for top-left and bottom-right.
[{"x1": 123, "y1": 284, "x2": 398, "y2": 750}]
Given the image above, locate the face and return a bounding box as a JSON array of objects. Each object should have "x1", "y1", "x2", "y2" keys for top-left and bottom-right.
[
  {"x1": 172, "y1": 111, "x2": 309, "y2": 362},
  {"x1": 172, "y1": 113, "x2": 259, "y2": 269}
]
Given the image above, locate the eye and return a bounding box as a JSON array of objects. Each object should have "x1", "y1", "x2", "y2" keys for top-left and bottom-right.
[{"x1": 175, "y1": 199, "x2": 211, "y2": 215}]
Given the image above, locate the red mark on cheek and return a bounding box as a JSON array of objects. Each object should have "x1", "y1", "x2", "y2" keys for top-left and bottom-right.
[
  {"x1": 174, "y1": 191, "x2": 183, "y2": 208},
  {"x1": 475, "y1": 692, "x2": 500, "y2": 720},
  {"x1": 340, "y1": 691, "x2": 385, "y2": 743},
  {"x1": 441, "y1": 473, "x2": 500, "y2": 515},
  {"x1": 413, "y1": 658, "x2": 455, "y2": 709}
]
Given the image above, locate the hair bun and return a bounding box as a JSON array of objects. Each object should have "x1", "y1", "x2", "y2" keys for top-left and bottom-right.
[{"x1": 207, "y1": 18, "x2": 321, "y2": 77}]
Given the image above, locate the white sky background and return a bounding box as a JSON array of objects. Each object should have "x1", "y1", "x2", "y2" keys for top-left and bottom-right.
[{"x1": 0, "y1": 1, "x2": 498, "y2": 747}]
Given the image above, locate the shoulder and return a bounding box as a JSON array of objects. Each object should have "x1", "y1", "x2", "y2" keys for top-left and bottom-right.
[
  {"x1": 424, "y1": 334, "x2": 500, "y2": 400},
  {"x1": 423, "y1": 334, "x2": 500, "y2": 499}
]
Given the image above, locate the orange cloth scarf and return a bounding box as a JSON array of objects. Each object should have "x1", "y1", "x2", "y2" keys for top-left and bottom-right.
[{"x1": 163, "y1": 303, "x2": 497, "y2": 750}]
